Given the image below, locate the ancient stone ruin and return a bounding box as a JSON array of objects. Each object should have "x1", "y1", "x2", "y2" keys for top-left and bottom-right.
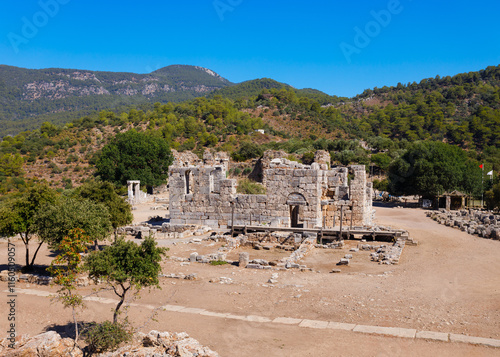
[
  {"x1": 168, "y1": 149, "x2": 374, "y2": 230},
  {"x1": 127, "y1": 180, "x2": 149, "y2": 204}
]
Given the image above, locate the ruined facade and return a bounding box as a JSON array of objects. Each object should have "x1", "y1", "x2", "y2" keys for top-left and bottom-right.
[{"x1": 168, "y1": 149, "x2": 373, "y2": 229}]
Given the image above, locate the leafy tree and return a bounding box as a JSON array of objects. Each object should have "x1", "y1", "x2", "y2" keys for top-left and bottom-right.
[
  {"x1": 47, "y1": 228, "x2": 93, "y2": 345},
  {"x1": 84, "y1": 237, "x2": 167, "y2": 323},
  {"x1": 231, "y1": 142, "x2": 264, "y2": 162},
  {"x1": 95, "y1": 130, "x2": 173, "y2": 187},
  {"x1": 74, "y1": 180, "x2": 133, "y2": 240},
  {"x1": 0, "y1": 184, "x2": 56, "y2": 269},
  {"x1": 388, "y1": 141, "x2": 481, "y2": 197},
  {"x1": 0, "y1": 153, "x2": 24, "y2": 177},
  {"x1": 370, "y1": 153, "x2": 392, "y2": 172},
  {"x1": 485, "y1": 183, "x2": 500, "y2": 210},
  {"x1": 35, "y1": 196, "x2": 112, "y2": 249}
]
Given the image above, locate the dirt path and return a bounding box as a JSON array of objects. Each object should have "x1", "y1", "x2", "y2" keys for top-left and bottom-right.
[{"x1": 1, "y1": 205, "x2": 499, "y2": 356}]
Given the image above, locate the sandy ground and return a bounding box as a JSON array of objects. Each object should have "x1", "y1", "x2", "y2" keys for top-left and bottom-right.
[{"x1": 1, "y1": 204, "x2": 500, "y2": 356}]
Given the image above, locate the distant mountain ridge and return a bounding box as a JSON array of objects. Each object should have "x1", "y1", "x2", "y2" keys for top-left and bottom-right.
[
  {"x1": 0, "y1": 64, "x2": 232, "y2": 136},
  {"x1": 209, "y1": 78, "x2": 344, "y2": 105}
]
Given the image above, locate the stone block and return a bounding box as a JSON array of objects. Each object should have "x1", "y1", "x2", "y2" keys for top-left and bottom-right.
[
  {"x1": 273, "y1": 317, "x2": 303, "y2": 325},
  {"x1": 327, "y1": 321, "x2": 356, "y2": 331},
  {"x1": 353, "y1": 325, "x2": 416, "y2": 338},
  {"x1": 449, "y1": 334, "x2": 500, "y2": 347},
  {"x1": 246, "y1": 264, "x2": 262, "y2": 269},
  {"x1": 416, "y1": 331, "x2": 449, "y2": 342},
  {"x1": 299, "y1": 319, "x2": 329, "y2": 329},
  {"x1": 189, "y1": 252, "x2": 198, "y2": 263}
]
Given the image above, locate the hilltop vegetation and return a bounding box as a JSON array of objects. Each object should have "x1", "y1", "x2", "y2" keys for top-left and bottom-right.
[{"x1": 349, "y1": 65, "x2": 500, "y2": 149}]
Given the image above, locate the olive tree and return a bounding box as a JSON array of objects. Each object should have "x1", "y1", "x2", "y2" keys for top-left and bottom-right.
[
  {"x1": 35, "y1": 196, "x2": 112, "y2": 250},
  {"x1": 74, "y1": 180, "x2": 133, "y2": 240},
  {"x1": 84, "y1": 237, "x2": 167, "y2": 323},
  {"x1": 0, "y1": 184, "x2": 56, "y2": 269}
]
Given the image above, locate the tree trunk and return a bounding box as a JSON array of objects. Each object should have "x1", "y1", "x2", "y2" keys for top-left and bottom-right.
[
  {"x1": 72, "y1": 307, "x2": 79, "y2": 347},
  {"x1": 113, "y1": 296, "x2": 125, "y2": 324},
  {"x1": 113, "y1": 285, "x2": 129, "y2": 324},
  {"x1": 29, "y1": 241, "x2": 44, "y2": 268},
  {"x1": 24, "y1": 241, "x2": 30, "y2": 269}
]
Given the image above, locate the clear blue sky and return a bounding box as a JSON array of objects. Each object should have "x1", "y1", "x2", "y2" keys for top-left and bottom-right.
[{"x1": 1, "y1": 0, "x2": 499, "y2": 97}]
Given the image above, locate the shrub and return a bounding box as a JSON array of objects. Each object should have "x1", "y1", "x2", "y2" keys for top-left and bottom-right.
[
  {"x1": 83, "y1": 321, "x2": 132, "y2": 354},
  {"x1": 237, "y1": 178, "x2": 266, "y2": 194},
  {"x1": 373, "y1": 179, "x2": 389, "y2": 191},
  {"x1": 242, "y1": 167, "x2": 252, "y2": 175},
  {"x1": 232, "y1": 168, "x2": 242, "y2": 176},
  {"x1": 48, "y1": 162, "x2": 62, "y2": 174},
  {"x1": 210, "y1": 260, "x2": 228, "y2": 266}
]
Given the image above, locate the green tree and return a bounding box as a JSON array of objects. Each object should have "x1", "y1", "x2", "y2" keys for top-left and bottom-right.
[
  {"x1": 84, "y1": 237, "x2": 167, "y2": 323},
  {"x1": 388, "y1": 141, "x2": 481, "y2": 197},
  {"x1": 485, "y1": 183, "x2": 500, "y2": 210},
  {"x1": 0, "y1": 153, "x2": 24, "y2": 177},
  {"x1": 0, "y1": 184, "x2": 57, "y2": 269},
  {"x1": 231, "y1": 142, "x2": 264, "y2": 162},
  {"x1": 95, "y1": 130, "x2": 173, "y2": 187},
  {"x1": 47, "y1": 228, "x2": 93, "y2": 345},
  {"x1": 35, "y1": 196, "x2": 112, "y2": 249},
  {"x1": 74, "y1": 180, "x2": 133, "y2": 240}
]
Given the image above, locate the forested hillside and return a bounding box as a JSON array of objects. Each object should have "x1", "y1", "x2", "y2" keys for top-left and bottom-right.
[
  {"x1": 0, "y1": 64, "x2": 231, "y2": 136},
  {"x1": 347, "y1": 65, "x2": 500, "y2": 149}
]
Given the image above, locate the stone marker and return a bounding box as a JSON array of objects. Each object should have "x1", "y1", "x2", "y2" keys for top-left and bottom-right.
[{"x1": 239, "y1": 252, "x2": 250, "y2": 268}]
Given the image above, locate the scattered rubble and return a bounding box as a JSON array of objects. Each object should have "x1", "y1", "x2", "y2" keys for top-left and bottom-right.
[
  {"x1": 369, "y1": 240, "x2": 405, "y2": 265},
  {"x1": 0, "y1": 270, "x2": 52, "y2": 286},
  {"x1": 427, "y1": 209, "x2": 500, "y2": 240},
  {"x1": 0, "y1": 330, "x2": 219, "y2": 357}
]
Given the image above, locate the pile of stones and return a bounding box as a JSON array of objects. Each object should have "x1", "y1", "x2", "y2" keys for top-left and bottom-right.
[
  {"x1": 0, "y1": 271, "x2": 52, "y2": 286},
  {"x1": 315, "y1": 241, "x2": 345, "y2": 249},
  {"x1": 369, "y1": 240, "x2": 405, "y2": 265},
  {"x1": 0, "y1": 270, "x2": 94, "y2": 287},
  {"x1": 0, "y1": 330, "x2": 219, "y2": 357},
  {"x1": 427, "y1": 209, "x2": 500, "y2": 240}
]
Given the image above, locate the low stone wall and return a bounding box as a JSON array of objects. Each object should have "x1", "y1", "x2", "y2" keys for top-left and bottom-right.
[{"x1": 427, "y1": 209, "x2": 500, "y2": 240}]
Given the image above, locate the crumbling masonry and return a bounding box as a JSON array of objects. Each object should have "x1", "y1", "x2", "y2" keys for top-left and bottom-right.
[{"x1": 168, "y1": 149, "x2": 373, "y2": 229}]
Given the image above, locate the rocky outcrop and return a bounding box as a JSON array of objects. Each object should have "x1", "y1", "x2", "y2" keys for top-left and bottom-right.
[
  {"x1": 1, "y1": 330, "x2": 219, "y2": 357},
  {"x1": 0, "y1": 331, "x2": 82, "y2": 357}
]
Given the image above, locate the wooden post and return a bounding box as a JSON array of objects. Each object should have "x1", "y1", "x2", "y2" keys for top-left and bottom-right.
[
  {"x1": 339, "y1": 205, "x2": 344, "y2": 240},
  {"x1": 231, "y1": 202, "x2": 235, "y2": 236},
  {"x1": 350, "y1": 206, "x2": 353, "y2": 229}
]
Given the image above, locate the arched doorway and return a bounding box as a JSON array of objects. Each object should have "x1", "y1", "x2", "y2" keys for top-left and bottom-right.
[{"x1": 287, "y1": 193, "x2": 307, "y2": 228}]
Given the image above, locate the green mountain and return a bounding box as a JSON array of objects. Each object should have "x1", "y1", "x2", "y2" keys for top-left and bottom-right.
[
  {"x1": 209, "y1": 78, "x2": 344, "y2": 105},
  {"x1": 0, "y1": 64, "x2": 232, "y2": 136}
]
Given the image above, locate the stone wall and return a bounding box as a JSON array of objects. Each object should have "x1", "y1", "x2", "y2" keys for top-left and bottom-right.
[{"x1": 169, "y1": 150, "x2": 374, "y2": 229}]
